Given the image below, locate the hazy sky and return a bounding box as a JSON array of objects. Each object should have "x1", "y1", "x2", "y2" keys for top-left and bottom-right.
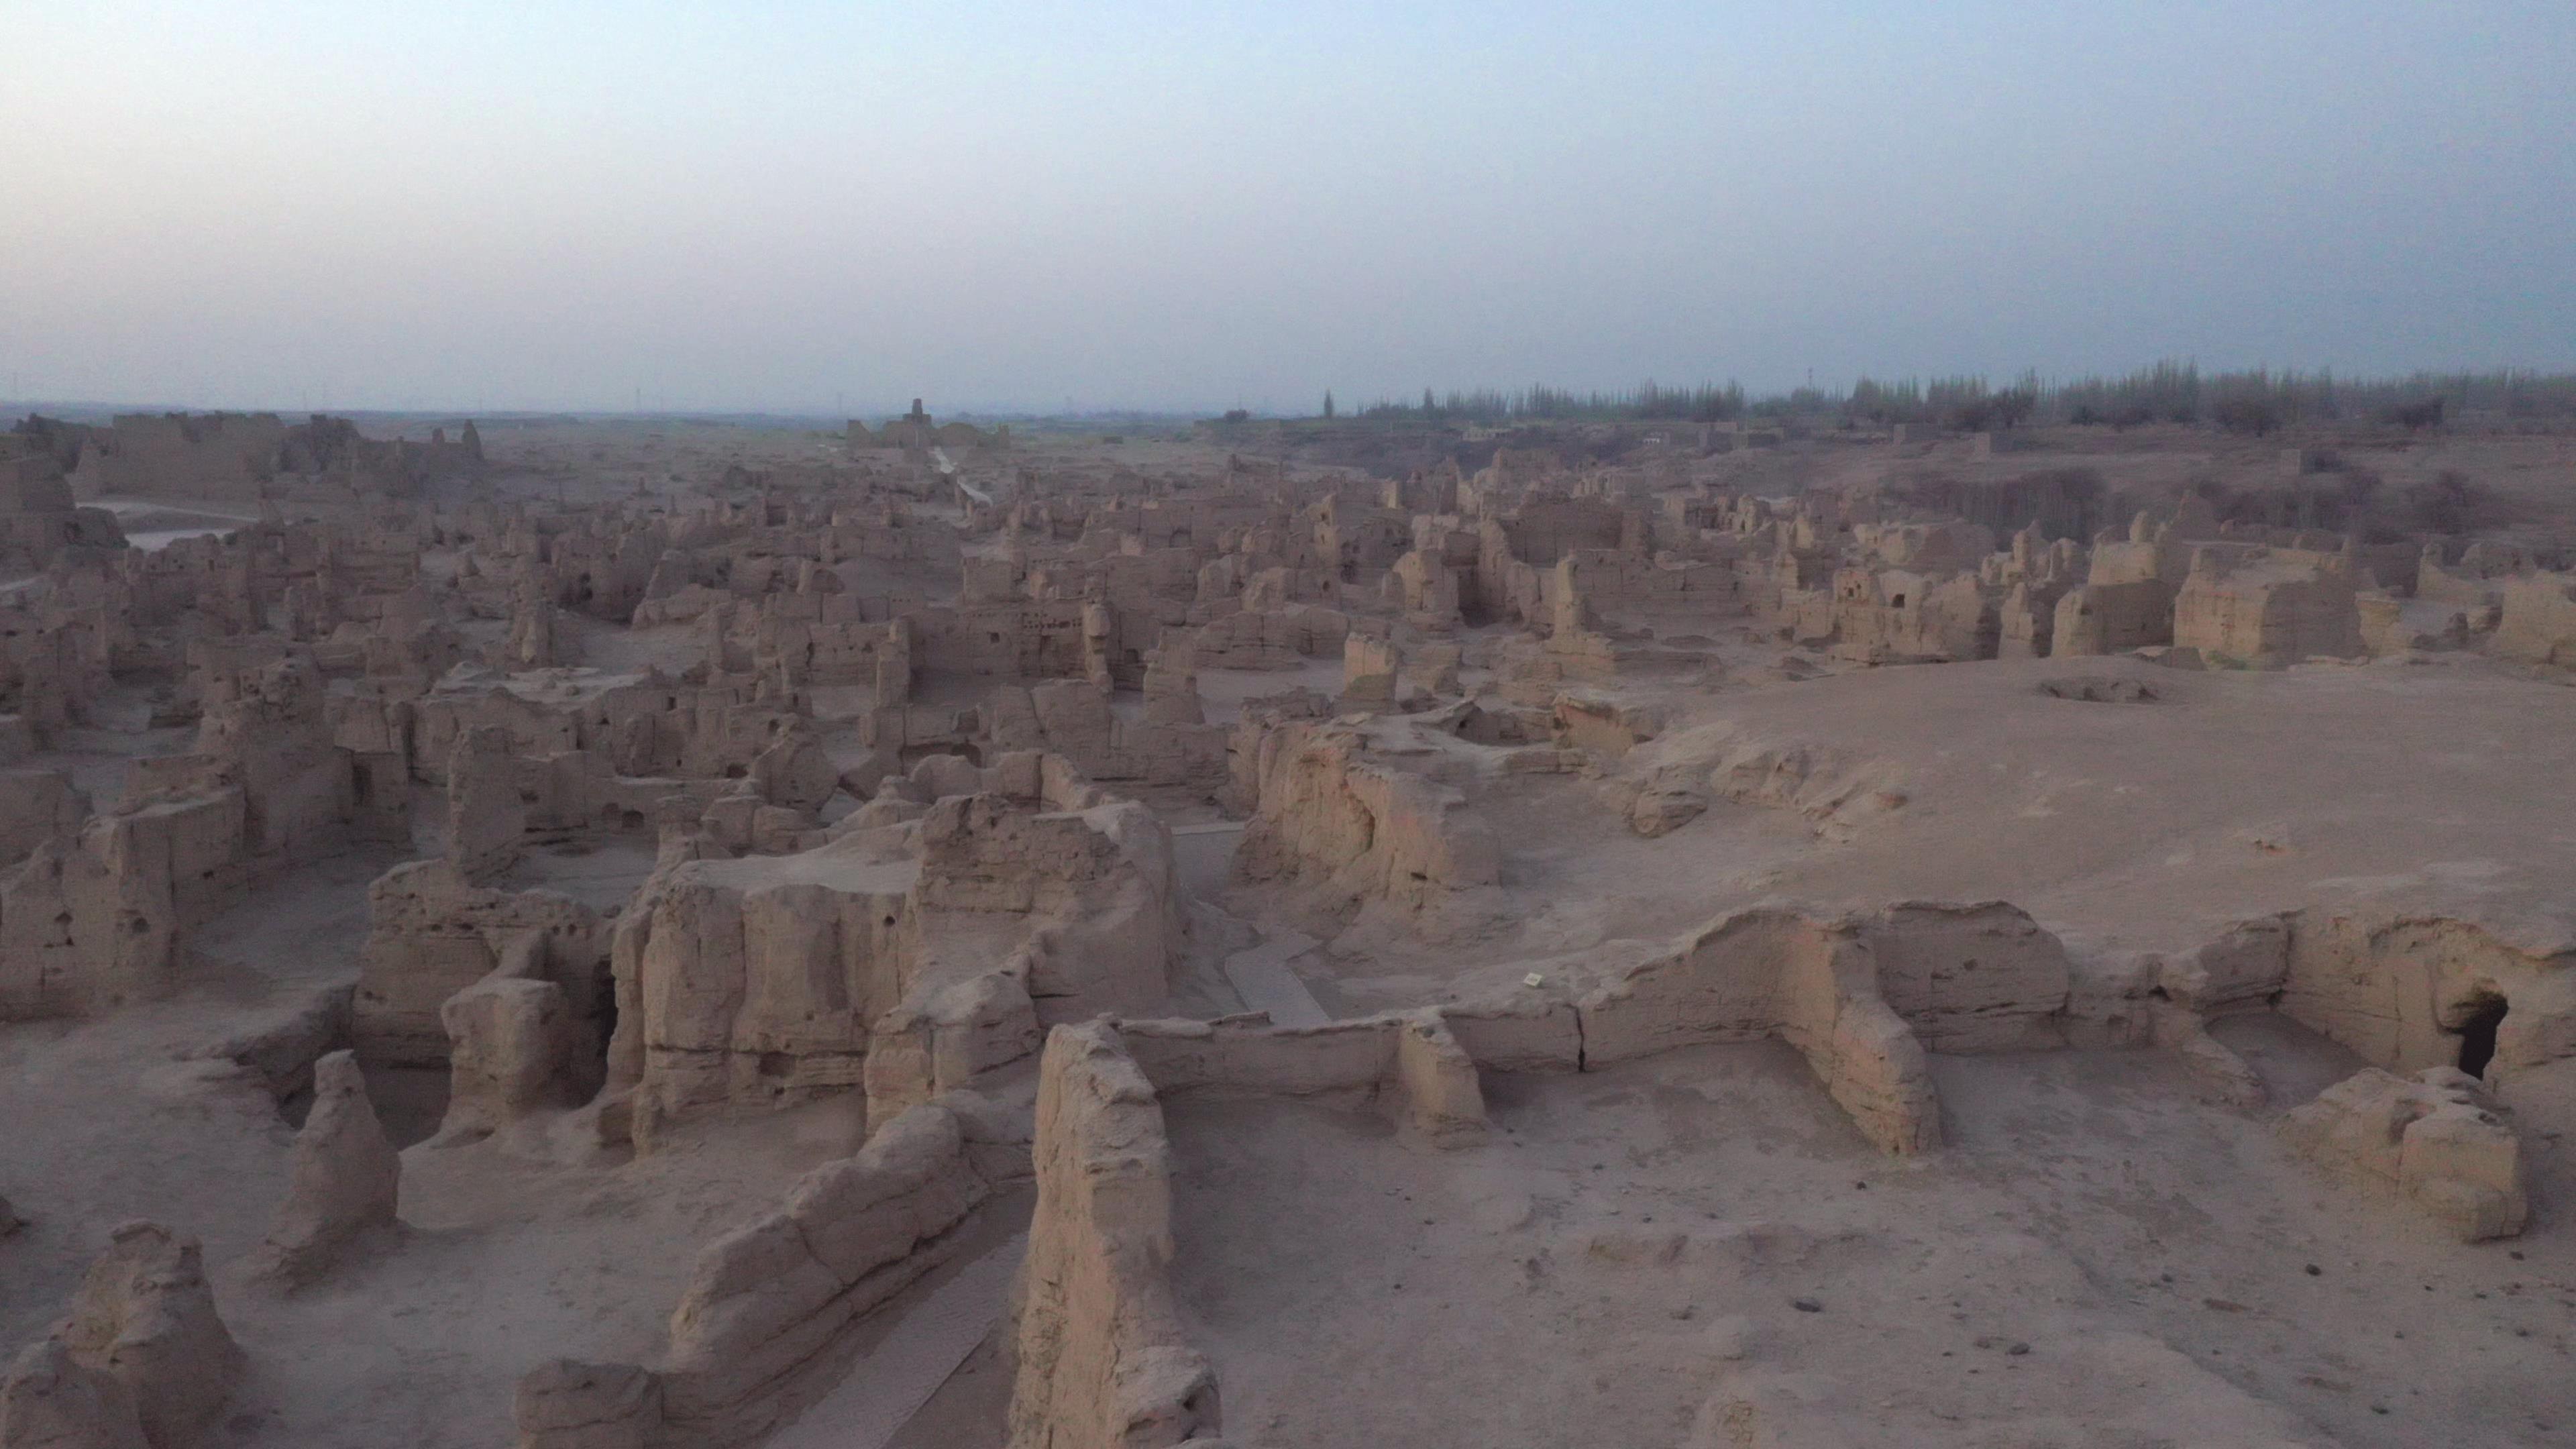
[{"x1": 5, "y1": 1, "x2": 2573, "y2": 415}]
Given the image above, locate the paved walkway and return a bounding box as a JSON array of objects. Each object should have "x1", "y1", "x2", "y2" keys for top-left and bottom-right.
[
  {"x1": 765, "y1": 1234, "x2": 1027, "y2": 1449},
  {"x1": 1221, "y1": 928, "x2": 1330, "y2": 1028}
]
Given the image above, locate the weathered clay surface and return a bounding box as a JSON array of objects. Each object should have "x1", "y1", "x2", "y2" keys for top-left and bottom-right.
[
  {"x1": 1231, "y1": 716, "x2": 1501, "y2": 932},
  {"x1": 247, "y1": 1051, "x2": 402, "y2": 1288},
  {"x1": 658, "y1": 1103, "x2": 994, "y2": 1442},
  {"x1": 1006, "y1": 1022, "x2": 1218, "y2": 1449},
  {"x1": 609, "y1": 754, "x2": 1179, "y2": 1139},
  {"x1": 2281, "y1": 1066, "x2": 2529, "y2": 1240},
  {"x1": 1, "y1": 1222, "x2": 241, "y2": 1449},
  {"x1": 352, "y1": 859, "x2": 607, "y2": 1071}
]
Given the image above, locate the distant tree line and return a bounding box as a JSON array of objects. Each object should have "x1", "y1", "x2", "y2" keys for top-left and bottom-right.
[
  {"x1": 1352, "y1": 380, "x2": 1750, "y2": 425},
  {"x1": 1325, "y1": 363, "x2": 2576, "y2": 433}
]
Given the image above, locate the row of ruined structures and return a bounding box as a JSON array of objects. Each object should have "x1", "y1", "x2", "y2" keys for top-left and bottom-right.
[
  {"x1": 1741, "y1": 488, "x2": 2576, "y2": 670},
  {"x1": 6, "y1": 425, "x2": 2574, "y2": 1132},
  {"x1": 7, "y1": 411, "x2": 481, "y2": 509}
]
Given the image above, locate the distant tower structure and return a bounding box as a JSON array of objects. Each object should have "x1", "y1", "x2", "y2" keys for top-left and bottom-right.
[{"x1": 897, "y1": 398, "x2": 934, "y2": 462}]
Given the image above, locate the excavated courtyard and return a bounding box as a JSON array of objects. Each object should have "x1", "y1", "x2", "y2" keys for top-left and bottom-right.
[{"x1": 1161, "y1": 1040, "x2": 2569, "y2": 1449}]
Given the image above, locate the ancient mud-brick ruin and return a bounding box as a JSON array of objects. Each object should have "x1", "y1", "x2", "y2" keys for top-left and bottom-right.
[{"x1": 3, "y1": 408, "x2": 2574, "y2": 1448}]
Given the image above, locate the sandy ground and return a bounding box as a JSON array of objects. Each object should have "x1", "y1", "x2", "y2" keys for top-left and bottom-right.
[
  {"x1": 1640, "y1": 651, "x2": 2576, "y2": 952},
  {"x1": 1159, "y1": 1037, "x2": 2571, "y2": 1449},
  {"x1": 218, "y1": 1108, "x2": 850, "y2": 1448}
]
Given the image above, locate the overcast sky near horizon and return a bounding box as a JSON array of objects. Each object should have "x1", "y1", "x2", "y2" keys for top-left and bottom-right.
[{"x1": 5, "y1": 1, "x2": 2573, "y2": 417}]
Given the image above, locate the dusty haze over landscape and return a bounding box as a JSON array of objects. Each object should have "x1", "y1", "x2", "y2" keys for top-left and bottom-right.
[
  {"x1": 5, "y1": 3, "x2": 2575, "y2": 413},
  {"x1": 6, "y1": 5, "x2": 2576, "y2": 1449}
]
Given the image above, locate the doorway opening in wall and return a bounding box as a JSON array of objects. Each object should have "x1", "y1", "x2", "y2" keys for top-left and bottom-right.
[
  {"x1": 2453, "y1": 992, "x2": 2508, "y2": 1078},
  {"x1": 591, "y1": 961, "x2": 619, "y2": 1093}
]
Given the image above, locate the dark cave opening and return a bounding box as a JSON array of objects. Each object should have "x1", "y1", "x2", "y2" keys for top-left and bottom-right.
[{"x1": 2454, "y1": 994, "x2": 2507, "y2": 1079}]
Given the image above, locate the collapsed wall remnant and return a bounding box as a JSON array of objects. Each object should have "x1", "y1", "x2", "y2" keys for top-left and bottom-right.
[
  {"x1": 0, "y1": 770, "x2": 87, "y2": 872},
  {"x1": 511, "y1": 1359, "x2": 662, "y2": 1449},
  {"x1": 247, "y1": 1051, "x2": 403, "y2": 1289},
  {"x1": 2172, "y1": 546, "x2": 2364, "y2": 666},
  {"x1": 0, "y1": 1222, "x2": 242, "y2": 1449},
  {"x1": 439, "y1": 971, "x2": 591, "y2": 1144},
  {"x1": 352, "y1": 859, "x2": 610, "y2": 1076},
  {"x1": 1572, "y1": 909, "x2": 1937, "y2": 1153},
  {"x1": 2051, "y1": 579, "x2": 2174, "y2": 657},
  {"x1": 2494, "y1": 571, "x2": 2576, "y2": 669},
  {"x1": 509, "y1": 1092, "x2": 1028, "y2": 1448},
  {"x1": 613, "y1": 835, "x2": 914, "y2": 1126},
  {"x1": 2280, "y1": 1067, "x2": 2529, "y2": 1241},
  {"x1": 1664, "y1": 722, "x2": 1909, "y2": 844},
  {"x1": 983, "y1": 677, "x2": 1231, "y2": 801},
  {"x1": 2156, "y1": 910, "x2": 2576, "y2": 1085},
  {"x1": 1, "y1": 655, "x2": 358, "y2": 1023},
  {"x1": 447, "y1": 724, "x2": 529, "y2": 883},
  {"x1": 1231, "y1": 715, "x2": 1501, "y2": 932},
  {"x1": 0, "y1": 447, "x2": 125, "y2": 572},
  {"x1": 652, "y1": 1102, "x2": 1002, "y2": 1444},
  {"x1": 1434, "y1": 900, "x2": 2072, "y2": 1154},
  {"x1": 1006, "y1": 1022, "x2": 1220, "y2": 1449},
  {"x1": 1, "y1": 1339, "x2": 148, "y2": 1449},
  {"x1": 1117, "y1": 1008, "x2": 1489, "y2": 1148},
  {"x1": 606, "y1": 753, "x2": 1183, "y2": 1140}
]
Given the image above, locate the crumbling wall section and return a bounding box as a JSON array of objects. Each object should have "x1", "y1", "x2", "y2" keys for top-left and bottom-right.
[
  {"x1": 2153, "y1": 908, "x2": 2576, "y2": 1100},
  {"x1": 2173, "y1": 546, "x2": 2363, "y2": 665},
  {"x1": 0, "y1": 1222, "x2": 243, "y2": 1449},
  {"x1": 2494, "y1": 572, "x2": 2576, "y2": 669},
  {"x1": 2281, "y1": 1067, "x2": 2528, "y2": 1240},
  {"x1": 1116, "y1": 1009, "x2": 1487, "y2": 1146},
  {"x1": 0, "y1": 788, "x2": 246, "y2": 1020},
  {"x1": 2050, "y1": 579, "x2": 2175, "y2": 657},
  {"x1": 655, "y1": 1103, "x2": 998, "y2": 1444},
  {"x1": 1856, "y1": 902, "x2": 2072, "y2": 1051},
  {"x1": 608, "y1": 757, "x2": 1180, "y2": 1137},
  {"x1": 352, "y1": 859, "x2": 609, "y2": 1070},
  {"x1": 1232, "y1": 717, "x2": 1501, "y2": 925},
  {"x1": 1005, "y1": 1022, "x2": 1220, "y2": 1449},
  {"x1": 1575, "y1": 906, "x2": 1947, "y2": 1153},
  {"x1": 616, "y1": 847, "x2": 917, "y2": 1128},
  {"x1": 2277, "y1": 912, "x2": 2576, "y2": 1082},
  {"x1": 984, "y1": 679, "x2": 1230, "y2": 794},
  {"x1": 913, "y1": 790, "x2": 1183, "y2": 1018}
]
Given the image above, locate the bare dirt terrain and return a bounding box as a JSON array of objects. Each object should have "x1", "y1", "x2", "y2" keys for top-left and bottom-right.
[{"x1": 1168, "y1": 1041, "x2": 2567, "y2": 1449}]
